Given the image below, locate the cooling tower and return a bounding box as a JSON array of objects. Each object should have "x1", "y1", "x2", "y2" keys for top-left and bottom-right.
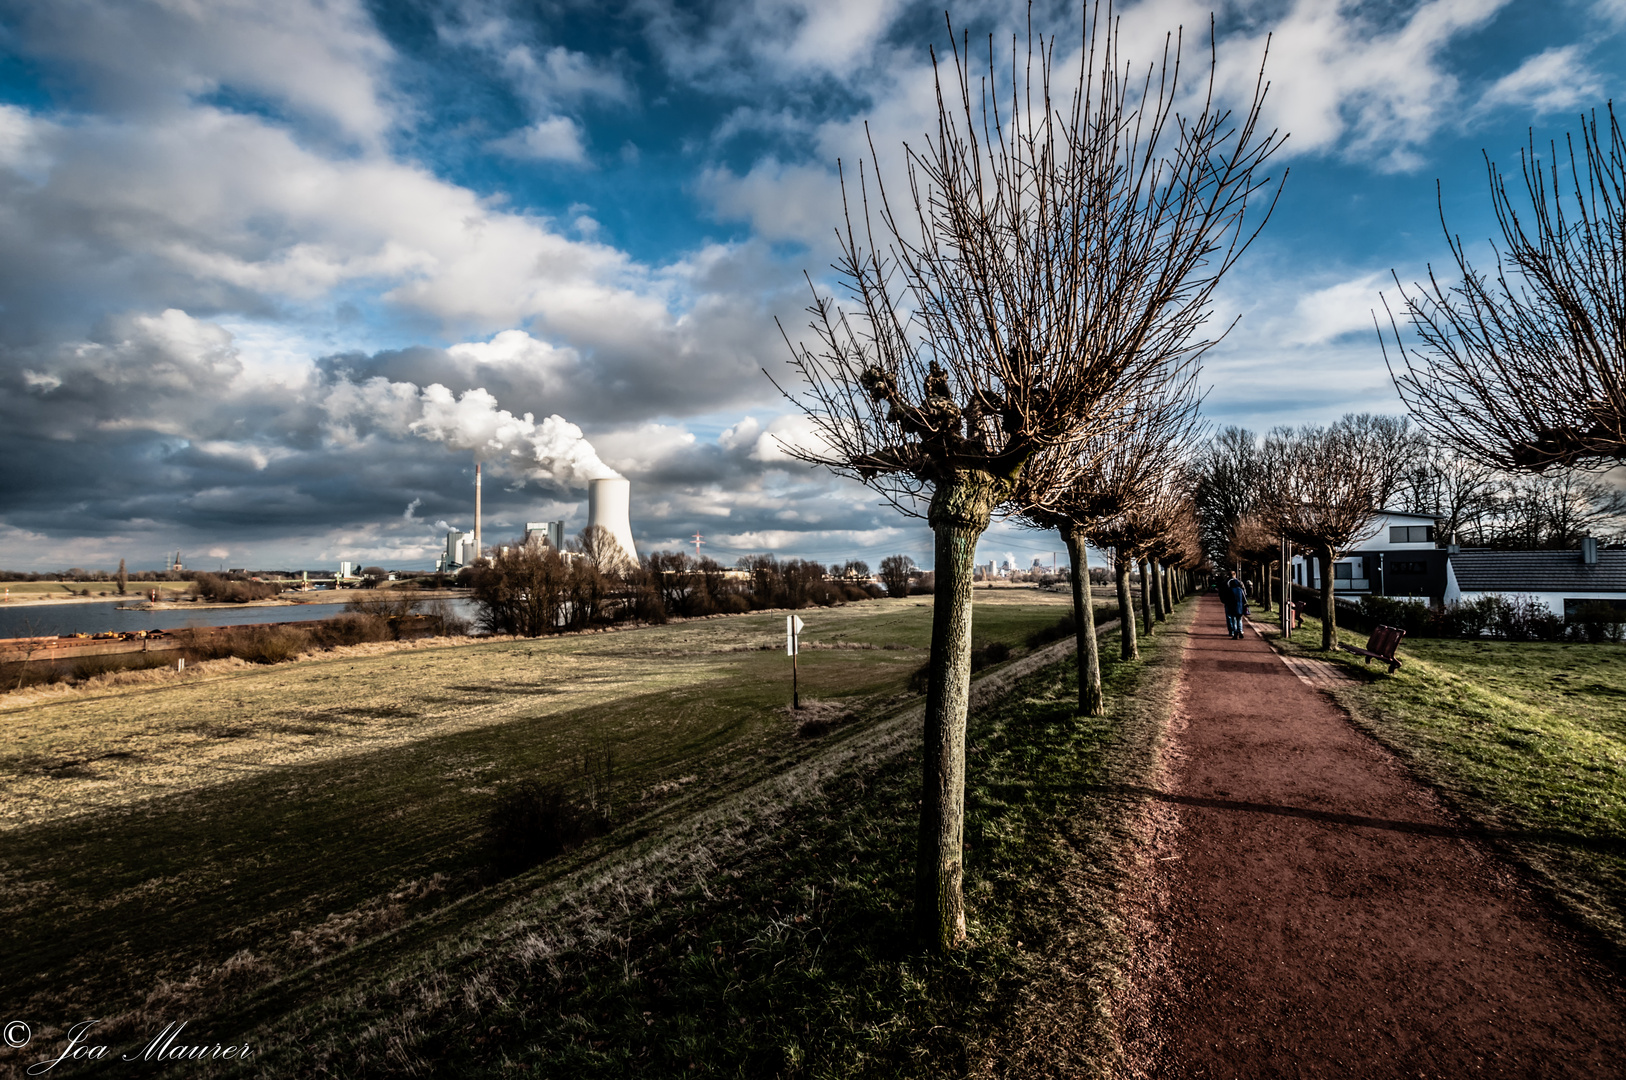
[{"x1": 587, "y1": 477, "x2": 637, "y2": 565}]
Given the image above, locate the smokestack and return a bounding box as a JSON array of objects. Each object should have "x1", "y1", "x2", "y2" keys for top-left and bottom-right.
[
  {"x1": 587, "y1": 477, "x2": 637, "y2": 565},
  {"x1": 474, "y1": 461, "x2": 482, "y2": 563}
]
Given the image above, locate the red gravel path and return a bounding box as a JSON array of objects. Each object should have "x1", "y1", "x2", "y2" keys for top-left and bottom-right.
[{"x1": 1125, "y1": 595, "x2": 1626, "y2": 1078}]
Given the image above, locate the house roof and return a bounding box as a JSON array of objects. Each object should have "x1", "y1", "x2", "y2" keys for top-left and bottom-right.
[
  {"x1": 1449, "y1": 549, "x2": 1626, "y2": 593},
  {"x1": 1375, "y1": 508, "x2": 1440, "y2": 521}
]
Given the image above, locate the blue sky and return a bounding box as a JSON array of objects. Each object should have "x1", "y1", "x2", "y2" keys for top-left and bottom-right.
[{"x1": 0, "y1": 0, "x2": 1621, "y2": 573}]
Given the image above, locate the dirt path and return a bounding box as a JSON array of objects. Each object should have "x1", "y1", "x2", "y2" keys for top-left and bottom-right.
[{"x1": 1122, "y1": 595, "x2": 1626, "y2": 1079}]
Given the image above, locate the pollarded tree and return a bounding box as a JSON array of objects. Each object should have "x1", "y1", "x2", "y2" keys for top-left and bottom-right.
[
  {"x1": 1091, "y1": 464, "x2": 1196, "y2": 661},
  {"x1": 1016, "y1": 378, "x2": 1203, "y2": 715},
  {"x1": 1384, "y1": 105, "x2": 1626, "y2": 472},
  {"x1": 1261, "y1": 417, "x2": 1405, "y2": 649},
  {"x1": 777, "y1": 12, "x2": 1283, "y2": 951}
]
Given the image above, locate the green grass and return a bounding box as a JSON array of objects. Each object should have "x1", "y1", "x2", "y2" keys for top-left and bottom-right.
[
  {"x1": 1266, "y1": 615, "x2": 1626, "y2": 955},
  {"x1": 0, "y1": 592, "x2": 1086, "y2": 1069},
  {"x1": 196, "y1": 599, "x2": 1192, "y2": 1079}
]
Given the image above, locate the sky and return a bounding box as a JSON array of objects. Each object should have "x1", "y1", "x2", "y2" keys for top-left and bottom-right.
[{"x1": 0, "y1": 0, "x2": 1621, "y2": 574}]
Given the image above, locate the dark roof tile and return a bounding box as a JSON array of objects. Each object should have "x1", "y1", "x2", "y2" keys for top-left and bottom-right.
[{"x1": 1449, "y1": 549, "x2": 1626, "y2": 592}]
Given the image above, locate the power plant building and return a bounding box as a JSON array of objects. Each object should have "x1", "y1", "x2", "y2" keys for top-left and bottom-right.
[
  {"x1": 436, "y1": 529, "x2": 476, "y2": 572},
  {"x1": 587, "y1": 478, "x2": 638, "y2": 566},
  {"x1": 526, "y1": 520, "x2": 566, "y2": 550}
]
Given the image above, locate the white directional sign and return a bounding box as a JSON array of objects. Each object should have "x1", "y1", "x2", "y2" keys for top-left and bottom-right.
[{"x1": 786, "y1": 614, "x2": 804, "y2": 655}]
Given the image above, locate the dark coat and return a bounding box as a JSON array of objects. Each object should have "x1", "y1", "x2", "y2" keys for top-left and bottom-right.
[{"x1": 1222, "y1": 577, "x2": 1248, "y2": 615}]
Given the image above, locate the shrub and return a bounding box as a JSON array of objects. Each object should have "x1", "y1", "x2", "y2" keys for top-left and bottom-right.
[
  {"x1": 487, "y1": 780, "x2": 610, "y2": 873},
  {"x1": 235, "y1": 626, "x2": 313, "y2": 664},
  {"x1": 192, "y1": 573, "x2": 281, "y2": 603},
  {"x1": 1570, "y1": 601, "x2": 1626, "y2": 644},
  {"x1": 310, "y1": 612, "x2": 393, "y2": 648}
]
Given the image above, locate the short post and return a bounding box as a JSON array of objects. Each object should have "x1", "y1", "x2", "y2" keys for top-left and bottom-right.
[{"x1": 786, "y1": 615, "x2": 803, "y2": 709}]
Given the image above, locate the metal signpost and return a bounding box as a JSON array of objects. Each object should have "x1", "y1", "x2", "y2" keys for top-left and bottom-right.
[
  {"x1": 786, "y1": 615, "x2": 804, "y2": 709},
  {"x1": 1281, "y1": 533, "x2": 1291, "y2": 640}
]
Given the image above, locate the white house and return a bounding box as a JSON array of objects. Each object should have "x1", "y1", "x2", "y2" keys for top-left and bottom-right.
[
  {"x1": 1289, "y1": 509, "x2": 1443, "y2": 598},
  {"x1": 1444, "y1": 539, "x2": 1626, "y2": 618}
]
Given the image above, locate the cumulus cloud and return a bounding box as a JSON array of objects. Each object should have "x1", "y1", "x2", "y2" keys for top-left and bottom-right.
[
  {"x1": 489, "y1": 116, "x2": 591, "y2": 163},
  {"x1": 7, "y1": 0, "x2": 396, "y2": 145}
]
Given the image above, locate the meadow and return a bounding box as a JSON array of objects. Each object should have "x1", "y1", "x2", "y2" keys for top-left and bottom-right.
[
  {"x1": 1, "y1": 589, "x2": 1131, "y2": 1076},
  {"x1": 1269, "y1": 616, "x2": 1626, "y2": 957}
]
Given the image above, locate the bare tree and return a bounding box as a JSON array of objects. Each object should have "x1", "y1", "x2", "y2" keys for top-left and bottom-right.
[
  {"x1": 879, "y1": 554, "x2": 915, "y2": 598},
  {"x1": 1193, "y1": 426, "x2": 1266, "y2": 568},
  {"x1": 1261, "y1": 418, "x2": 1398, "y2": 649},
  {"x1": 1396, "y1": 443, "x2": 1498, "y2": 543},
  {"x1": 1016, "y1": 379, "x2": 1203, "y2": 715},
  {"x1": 776, "y1": 12, "x2": 1283, "y2": 951},
  {"x1": 116, "y1": 558, "x2": 127, "y2": 596},
  {"x1": 578, "y1": 525, "x2": 631, "y2": 572},
  {"x1": 1384, "y1": 106, "x2": 1626, "y2": 472}
]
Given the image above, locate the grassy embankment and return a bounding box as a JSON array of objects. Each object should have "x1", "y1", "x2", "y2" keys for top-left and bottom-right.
[
  {"x1": 205, "y1": 599, "x2": 1191, "y2": 1079},
  {"x1": 1, "y1": 590, "x2": 1155, "y2": 1074},
  {"x1": 0, "y1": 580, "x2": 194, "y2": 601},
  {"x1": 1264, "y1": 616, "x2": 1626, "y2": 955}
]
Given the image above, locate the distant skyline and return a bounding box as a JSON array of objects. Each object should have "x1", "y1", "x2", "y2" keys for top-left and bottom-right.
[{"x1": 0, "y1": 0, "x2": 1622, "y2": 572}]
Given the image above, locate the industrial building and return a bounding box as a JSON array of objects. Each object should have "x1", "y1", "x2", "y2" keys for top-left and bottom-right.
[
  {"x1": 526, "y1": 520, "x2": 566, "y2": 550},
  {"x1": 435, "y1": 478, "x2": 637, "y2": 572}
]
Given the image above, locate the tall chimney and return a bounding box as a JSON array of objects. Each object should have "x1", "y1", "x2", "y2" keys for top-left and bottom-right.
[
  {"x1": 587, "y1": 477, "x2": 637, "y2": 566},
  {"x1": 474, "y1": 461, "x2": 482, "y2": 564}
]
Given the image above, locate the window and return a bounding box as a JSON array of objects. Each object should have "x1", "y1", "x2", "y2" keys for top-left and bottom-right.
[
  {"x1": 1389, "y1": 560, "x2": 1427, "y2": 575},
  {"x1": 1388, "y1": 525, "x2": 1435, "y2": 543},
  {"x1": 1564, "y1": 598, "x2": 1626, "y2": 620},
  {"x1": 1334, "y1": 563, "x2": 1353, "y2": 580}
]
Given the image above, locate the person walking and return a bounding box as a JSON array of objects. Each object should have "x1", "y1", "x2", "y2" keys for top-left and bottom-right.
[{"x1": 1222, "y1": 570, "x2": 1249, "y2": 639}]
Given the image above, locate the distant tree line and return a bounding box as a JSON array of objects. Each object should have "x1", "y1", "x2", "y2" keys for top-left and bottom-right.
[{"x1": 468, "y1": 527, "x2": 889, "y2": 637}]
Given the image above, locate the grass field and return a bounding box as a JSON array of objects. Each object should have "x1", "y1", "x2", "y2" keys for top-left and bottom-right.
[
  {"x1": 193, "y1": 598, "x2": 1189, "y2": 1078},
  {"x1": 1267, "y1": 616, "x2": 1626, "y2": 956},
  {"x1": 0, "y1": 580, "x2": 194, "y2": 600},
  {"x1": 0, "y1": 589, "x2": 1130, "y2": 1075}
]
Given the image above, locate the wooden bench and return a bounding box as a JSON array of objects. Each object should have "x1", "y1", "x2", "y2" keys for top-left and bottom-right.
[{"x1": 1337, "y1": 625, "x2": 1406, "y2": 674}]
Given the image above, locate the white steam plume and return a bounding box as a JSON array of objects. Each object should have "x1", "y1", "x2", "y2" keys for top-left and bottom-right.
[{"x1": 409, "y1": 384, "x2": 620, "y2": 486}]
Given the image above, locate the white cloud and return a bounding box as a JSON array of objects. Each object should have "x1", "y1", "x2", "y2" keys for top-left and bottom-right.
[
  {"x1": 501, "y1": 44, "x2": 633, "y2": 110},
  {"x1": 1478, "y1": 46, "x2": 1604, "y2": 115},
  {"x1": 1284, "y1": 272, "x2": 1389, "y2": 346},
  {"x1": 699, "y1": 159, "x2": 846, "y2": 244},
  {"x1": 489, "y1": 116, "x2": 591, "y2": 164},
  {"x1": 11, "y1": 0, "x2": 395, "y2": 145},
  {"x1": 1203, "y1": 0, "x2": 1509, "y2": 170}
]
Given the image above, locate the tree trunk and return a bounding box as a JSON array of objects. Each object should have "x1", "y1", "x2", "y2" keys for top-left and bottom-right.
[
  {"x1": 1317, "y1": 543, "x2": 1337, "y2": 650},
  {"x1": 1062, "y1": 526, "x2": 1103, "y2": 716},
  {"x1": 917, "y1": 471, "x2": 999, "y2": 953},
  {"x1": 1115, "y1": 549, "x2": 1138, "y2": 661},
  {"x1": 1151, "y1": 561, "x2": 1167, "y2": 622},
  {"x1": 1138, "y1": 559, "x2": 1155, "y2": 635}
]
